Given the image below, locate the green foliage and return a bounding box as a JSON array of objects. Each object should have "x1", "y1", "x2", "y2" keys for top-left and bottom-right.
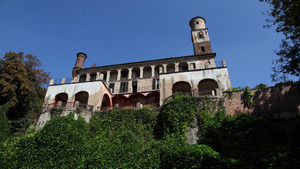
[
  {"x1": 260, "y1": 0, "x2": 300, "y2": 81},
  {"x1": 50, "y1": 106, "x2": 63, "y2": 117},
  {"x1": 0, "y1": 103, "x2": 10, "y2": 142},
  {"x1": 0, "y1": 52, "x2": 50, "y2": 120},
  {"x1": 159, "y1": 135, "x2": 225, "y2": 169},
  {"x1": 242, "y1": 87, "x2": 254, "y2": 108},
  {"x1": 223, "y1": 87, "x2": 242, "y2": 98},
  {"x1": 156, "y1": 93, "x2": 197, "y2": 139},
  {"x1": 1, "y1": 97, "x2": 299, "y2": 168},
  {"x1": 0, "y1": 113, "x2": 89, "y2": 168},
  {"x1": 201, "y1": 113, "x2": 300, "y2": 168},
  {"x1": 87, "y1": 108, "x2": 160, "y2": 168},
  {"x1": 255, "y1": 83, "x2": 269, "y2": 91}
]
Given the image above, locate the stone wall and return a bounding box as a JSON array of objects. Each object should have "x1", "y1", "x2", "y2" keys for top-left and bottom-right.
[{"x1": 224, "y1": 85, "x2": 300, "y2": 117}]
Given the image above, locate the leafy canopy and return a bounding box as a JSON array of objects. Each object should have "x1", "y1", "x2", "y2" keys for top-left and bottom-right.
[
  {"x1": 0, "y1": 52, "x2": 50, "y2": 120},
  {"x1": 260, "y1": 0, "x2": 300, "y2": 81}
]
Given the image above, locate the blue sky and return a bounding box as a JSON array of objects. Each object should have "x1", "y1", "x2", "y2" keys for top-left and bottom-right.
[{"x1": 0, "y1": 0, "x2": 287, "y2": 88}]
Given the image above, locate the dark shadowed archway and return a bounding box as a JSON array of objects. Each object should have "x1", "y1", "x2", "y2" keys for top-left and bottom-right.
[
  {"x1": 75, "y1": 91, "x2": 89, "y2": 108},
  {"x1": 198, "y1": 79, "x2": 218, "y2": 96},
  {"x1": 55, "y1": 93, "x2": 68, "y2": 107},
  {"x1": 172, "y1": 81, "x2": 192, "y2": 95}
]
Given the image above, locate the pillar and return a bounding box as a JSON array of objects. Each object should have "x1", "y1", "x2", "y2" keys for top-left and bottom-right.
[
  {"x1": 117, "y1": 70, "x2": 121, "y2": 81},
  {"x1": 140, "y1": 67, "x2": 144, "y2": 78},
  {"x1": 96, "y1": 72, "x2": 101, "y2": 80},
  {"x1": 86, "y1": 73, "x2": 91, "y2": 81},
  {"x1": 107, "y1": 71, "x2": 110, "y2": 82},
  {"x1": 151, "y1": 65, "x2": 155, "y2": 77},
  {"x1": 163, "y1": 64, "x2": 167, "y2": 73},
  {"x1": 128, "y1": 68, "x2": 132, "y2": 80},
  {"x1": 99, "y1": 74, "x2": 104, "y2": 80},
  {"x1": 175, "y1": 63, "x2": 179, "y2": 72}
]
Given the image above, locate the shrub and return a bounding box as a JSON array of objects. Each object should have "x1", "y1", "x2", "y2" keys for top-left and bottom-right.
[{"x1": 0, "y1": 103, "x2": 10, "y2": 142}]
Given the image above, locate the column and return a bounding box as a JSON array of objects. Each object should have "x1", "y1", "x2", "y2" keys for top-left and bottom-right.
[
  {"x1": 151, "y1": 65, "x2": 155, "y2": 77},
  {"x1": 140, "y1": 67, "x2": 144, "y2": 78},
  {"x1": 99, "y1": 74, "x2": 104, "y2": 80},
  {"x1": 128, "y1": 68, "x2": 132, "y2": 80},
  {"x1": 86, "y1": 73, "x2": 91, "y2": 81},
  {"x1": 96, "y1": 72, "x2": 101, "y2": 80},
  {"x1": 117, "y1": 70, "x2": 121, "y2": 81},
  {"x1": 163, "y1": 64, "x2": 167, "y2": 73},
  {"x1": 175, "y1": 63, "x2": 179, "y2": 72},
  {"x1": 106, "y1": 71, "x2": 110, "y2": 82}
]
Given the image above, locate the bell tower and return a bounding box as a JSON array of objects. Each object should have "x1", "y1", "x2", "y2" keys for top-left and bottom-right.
[
  {"x1": 189, "y1": 17, "x2": 212, "y2": 55},
  {"x1": 72, "y1": 52, "x2": 87, "y2": 78}
]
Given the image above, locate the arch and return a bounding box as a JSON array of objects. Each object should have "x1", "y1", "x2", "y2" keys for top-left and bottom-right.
[
  {"x1": 155, "y1": 65, "x2": 163, "y2": 76},
  {"x1": 110, "y1": 70, "x2": 118, "y2": 81},
  {"x1": 198, "y1": 79, "x2": 218, "y2": 96},
  {"x1": 167, "y1": 63, "x2": 175, "y2": 73},
  {"x1": 79, "y1": 74, "x2": 87, "y2": 82},
  {"x1": 132, "y1": 67, "x2": 140, "y2": 79},
  {"x1": 75, "y1": 91, "x2": 89, "y2": 108},
  {"x1": 90, "y1": 72, "x2": 97, "y2": 81},
  {"x1": 143, "y1": 66, "x2": 151, "y2": 78},
  {"x1": 101, "y1": 94, "x2": 111, "y2": 110},
  {"x1": 121, "y1": 68, "x2": 129, "y2": 80},
  {"x1": 179, "y1": 62, "x2": 189, "y2": 72},
  {"x1": 172, "y1": 81, "x2": 192, "y2": 95},
  {"x1": 55, "y1": 93, "x2": 68, "y2": 107}
]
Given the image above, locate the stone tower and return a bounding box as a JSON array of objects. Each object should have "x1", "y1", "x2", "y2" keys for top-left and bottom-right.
[
  {"x1": 72, "y1": 52, "x2": 87, "y2": 78},
  {"x1": 189, "y1": 17, "x2": 212, "y2": 55}
]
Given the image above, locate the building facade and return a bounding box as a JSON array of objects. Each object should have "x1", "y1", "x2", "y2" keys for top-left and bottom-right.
[{"x1": 43, "y1": 17, "x2": 231, "y2": 112}]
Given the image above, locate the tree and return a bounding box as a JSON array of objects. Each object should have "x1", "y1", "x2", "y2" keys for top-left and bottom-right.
[
  {"x1": 0, "y1": 52, "x2": 50, "y2": 120},
  {"x1": 260, "y1": 0, "x2": 300, "y2": 81}
]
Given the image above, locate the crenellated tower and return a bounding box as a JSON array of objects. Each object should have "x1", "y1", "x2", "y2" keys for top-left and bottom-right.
[{"x1": 189, "y1": 17, "x2": 212, "y2": 55}]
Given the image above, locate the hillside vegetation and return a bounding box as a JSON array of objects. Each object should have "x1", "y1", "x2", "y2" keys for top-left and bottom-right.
[{"x1": 0, "y1": 94, "x2": 299, "y2": 168}]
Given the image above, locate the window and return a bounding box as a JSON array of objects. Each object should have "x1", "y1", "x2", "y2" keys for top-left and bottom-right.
[
  {"x1": 201, "y1": 46, "x2": 205, "y2": 52},
  {"x1": 132, "y1": 81, "x2": 137, "y2": 93},
  {"x1": 152, "y1": 79, "x2": 159, "y2": 90},
  {"x1": 120, "y1": 81, "x2": 128, "y2": 93},
  {"x1": 109, "y1": 83, "x2": 115, "y2": 93},
  {"x1": 191, "y1": 63, "x2": 196, "y2": 69}
]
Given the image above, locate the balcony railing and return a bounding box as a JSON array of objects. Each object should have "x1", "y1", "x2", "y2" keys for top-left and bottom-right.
[{"x1": 43, "y1": 102, "x2": 94, "y2": 111}]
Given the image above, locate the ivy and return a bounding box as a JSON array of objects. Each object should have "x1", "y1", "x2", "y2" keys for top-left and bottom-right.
[{"x1": 242, "y1": 87, "x2": 254, "y2": 108}]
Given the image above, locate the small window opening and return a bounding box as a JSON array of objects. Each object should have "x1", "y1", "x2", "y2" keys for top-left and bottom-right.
[
  {"x1": 109, "y1": 83, "x2": 115, "y2": 93},
  {"x1": 199, "y1": 33, "x2": 204, "y2": 39},
  {"x1": 201, "y1": 46, "x2": 205, "y2": 52},
  {"x1": 191, "y1": 63, "x2": 196, "y2": 69},
  {"x1": 132, "y1": 81, "x2": 137, "y2": 93},
  {"x1": 120, "y1": 81, "x2": 128, "y2": 93}
]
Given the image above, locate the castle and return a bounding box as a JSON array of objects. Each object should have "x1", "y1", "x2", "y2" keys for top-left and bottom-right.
[{"x1": 43, "y1": 17, "x2": 231, "y2": 112}]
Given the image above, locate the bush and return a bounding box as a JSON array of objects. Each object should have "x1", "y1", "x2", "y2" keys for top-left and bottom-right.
[
  {"x1": 159, "y1": 135, "x2": 225, "y2": 169},
  {"x1": 156, "y1": 93, "x2": 197, "y2": 139},
  {"x1": 0, "y1": 103, "x2": 10, "y2": 142},
  {"x1": 0, "y1": 113, "x2": 89, "y2": 168},
  {"x1": 87, "y1": 108, "x2": 160, "y2": 168}
]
